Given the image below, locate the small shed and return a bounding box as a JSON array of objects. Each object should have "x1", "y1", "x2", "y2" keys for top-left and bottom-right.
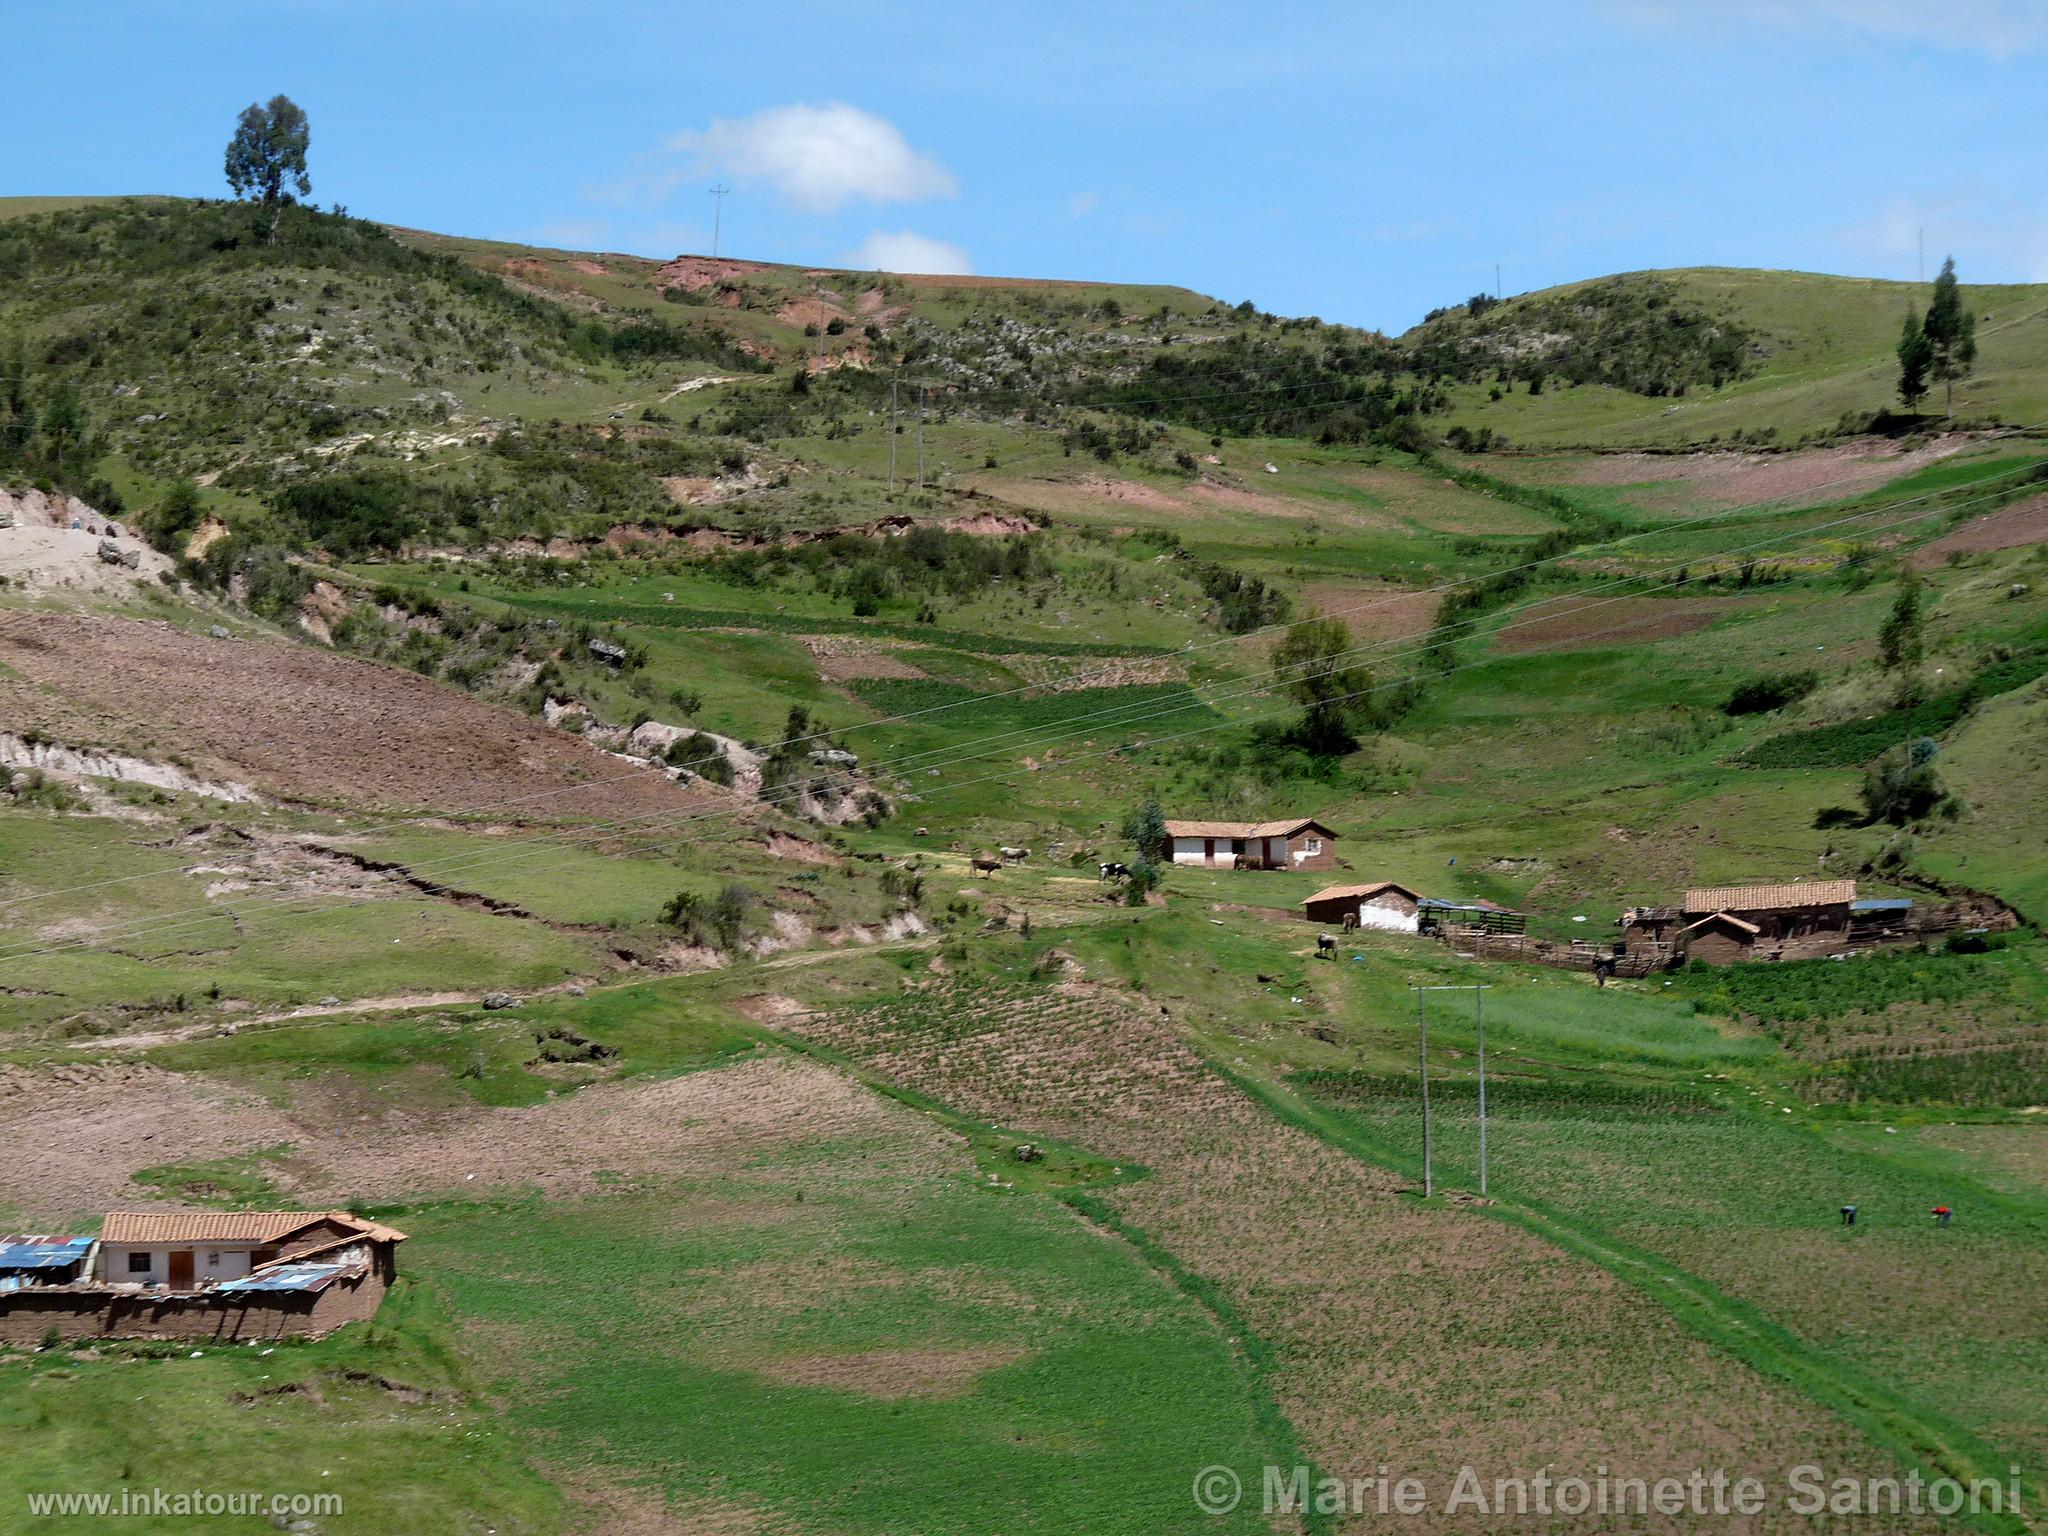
[
  {"x1": 1682, "y1": 911, "x2": 1760, "y2": 965},
  {"x1": 1302, "y1": 880, "x2": 1421, "y2": 930},
  {"x1": 0, "y1": 1236, "x2": 95, "y2": 1290}
]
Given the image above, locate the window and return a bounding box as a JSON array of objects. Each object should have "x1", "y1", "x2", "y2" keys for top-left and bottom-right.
[
  {"x1": 206, "y1": 1251, "x2": 221, "y2": 1267},
  {"x1": 1305, "y1": 839, "x2": 1323, "y2": 856},
  {"x1": 126, "y1": 1252, "x2": 152, "y2": 1273}
]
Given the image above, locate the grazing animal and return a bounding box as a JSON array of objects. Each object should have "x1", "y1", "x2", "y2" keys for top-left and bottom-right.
[
  {"x1": 1000, "y1": 846, "x2": 1030, "y2": 863},
  {"x1": 1316, "y1": 933, "x2": 1338, "y2": 958},
  {"x1": 1099, "y1": 861, "x2": 1130, "y2": 882},
  {"x1": 913, "y1": 826, "x2": 929, "y2": 837},
  {"x1": 971, "y1": 856, "x2": 1003, "y2": 876}
]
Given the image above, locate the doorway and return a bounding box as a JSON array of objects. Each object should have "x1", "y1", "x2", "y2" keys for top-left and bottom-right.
[{"x1": 166, "y1": 1250, "x2": 194, "y2": 1289}]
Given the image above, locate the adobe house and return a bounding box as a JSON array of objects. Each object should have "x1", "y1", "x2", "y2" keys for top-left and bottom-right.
[
  {"x1": 1166, "y1": 817, "x2": 1339, "y2": 871},
  {"x1": 1680, "y1": 910, "x2": 1762, "y2": 965},
  {"x1": 1680, "y1": 880, "x2": 1857, "y2": 961},
  {"x1": 0, "y1": 1210, "x2": 405, "y2": 1345},
  {"x1": 1303, "y1": 880, "x2": 1421, "y2": 930}
]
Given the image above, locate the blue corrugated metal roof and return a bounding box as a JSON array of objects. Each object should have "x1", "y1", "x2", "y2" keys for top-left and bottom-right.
[
  {"x1": 1851, "y1": 898, "x2": 1915, "y2": 912},
  {"x1": 0, "y1": 1236, "x2": 93, "y2": 1271},
  {"x1": 215, "y1": 1261, "x2": 352, "y2": 1294}
]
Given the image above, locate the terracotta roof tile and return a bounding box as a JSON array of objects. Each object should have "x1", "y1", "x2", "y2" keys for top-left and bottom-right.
[
  {"x1": 1682, "y1": 880, "x2": 1855, "y2": 914},
  {"x1": 100, "y1": 1210, "x2": 403, "y2": 1246},
  {"x1": 1165, "y1": 817, "x2": 1336, "y2": 840},
  {"x1": 1303, "y1": 881, "x2": 1419, "y2": 904}
]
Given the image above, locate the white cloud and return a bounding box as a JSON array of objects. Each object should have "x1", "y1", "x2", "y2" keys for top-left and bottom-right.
[
  {"x1": 1608, "y1": 0, "x2": 2047, "y2": 55},
  {"x1": 843, "y1": 230, "x2": 974, "y2": 275},
  {"x1": 667, "y1": 104, "x2": 956, "y2": 215}
]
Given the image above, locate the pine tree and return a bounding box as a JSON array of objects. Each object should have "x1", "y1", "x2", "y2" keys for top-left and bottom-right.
[
  {"x1": 1921, "y1": 257, "x2": 1977, "y2": 419},
  {"x1": 1895, "y1": 309, "x2": 1933, "y2": 411},
  {"x1": 1877, "y1": 570, "x2": 1924, "y2": 670}
]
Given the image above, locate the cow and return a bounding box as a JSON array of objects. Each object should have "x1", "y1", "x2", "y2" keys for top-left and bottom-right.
[
  {"x1": 1099, "y1": 861, "x2": 1130, "y2": 882},
  {"x1": 1316, "y1": 933, "x2": 1338, "y2": 959},
  {"x1": 999, "y1": 846, "x2": 1030, "y2": 863},
  {"x1": 970, "y1": 856, "x2": 1003, "y2": 876}
]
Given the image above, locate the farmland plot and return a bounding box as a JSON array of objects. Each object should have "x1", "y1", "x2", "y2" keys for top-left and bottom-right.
[
  {"x1": 788, "y1": 980, "x2": 1944, "y2": 1531},
  {"x1": 1303, "y1": 1060, "x2": 2048, "y2": 1504}
]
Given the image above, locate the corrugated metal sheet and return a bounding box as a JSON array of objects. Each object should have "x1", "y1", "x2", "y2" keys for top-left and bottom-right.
[
  {"x1": 1852, "y1": 898, "x2": 1915, "y2": 912},
  {"x1": 1683, "y1": 880, "x2": 1856, "y2": 914},
  {"x1": 0, "y1": 1236, "x2": 94, "y2": 1270},
  {"x1": 215, "y1": 1260, "x2": 356, "y2": 1295}
]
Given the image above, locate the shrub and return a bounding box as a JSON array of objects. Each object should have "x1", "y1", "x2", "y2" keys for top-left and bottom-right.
[{"x1": 1721, "y1": 669, "x2": 1819, "y2": 716}]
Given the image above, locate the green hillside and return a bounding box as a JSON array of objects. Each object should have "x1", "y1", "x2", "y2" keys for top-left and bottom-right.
[
  {"x1": 3, "y1": 193, "x2": 2047, "y2": 1536},
  {"x1": 1416, "y1": 266, "x2": 2048, "y2": 448}
]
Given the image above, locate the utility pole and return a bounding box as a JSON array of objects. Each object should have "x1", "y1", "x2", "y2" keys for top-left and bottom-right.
[
  {"x1": 916, "y1": 382, "x2": 927, "y2": 491},
  {"x1": 1413, "y1": 983, "x2": 1492, "y2": 1200},
  {"x1": 709, "y1": 185, "x2": 730, "y2": 258},
  {"x1": 1416, "y1": 985, "x2": 1432, "y2": 1198},
  {"x1": 888, "y1": 376, "x2": 899, "y2": 492},
  {"x1": 1474, "y1": 984, "x2": 1490, "y2": 1196}
]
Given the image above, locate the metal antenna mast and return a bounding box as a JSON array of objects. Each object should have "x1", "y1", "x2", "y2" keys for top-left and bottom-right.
[{"x1": 709, "y1": 185, "x2": 730, "y2": 258}]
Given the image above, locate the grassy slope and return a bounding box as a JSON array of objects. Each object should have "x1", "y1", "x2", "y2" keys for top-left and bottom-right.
[{"x1": 1429, "y1": 267, "x2": 2048, "y2": 448}]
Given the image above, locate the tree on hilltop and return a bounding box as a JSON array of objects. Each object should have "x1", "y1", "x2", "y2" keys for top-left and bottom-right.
[
  {"x1": 225, "y1": 95, "x2": 312, "y2": 244},
  {"x1": 1922, "y1": 256, "x2": 1977, "y2": 419}
]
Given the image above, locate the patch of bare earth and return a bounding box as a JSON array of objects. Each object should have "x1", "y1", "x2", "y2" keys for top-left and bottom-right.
[
  {"x1": 802, "y1": 634, "x2": 927, "y2": 681},
  {"x1": 743, "y1": 1344, "x2": 1027, "y2": 1400},
  {"x1": 0, "y1": 1064, "x2": 296, "y2": 1223},
  {"x1": 0, "y1": 1052, "x2": 927, "y2": 1224},
  {"x1": 784, "y1": 982, "x2": 1942, "y2": 1530},
  {"x1": 1302, "y1": 582, "x2": 1442, "y2": 643},
  {"x1": 0, "y1": 612, "x2": 721, "y2": 817},
  {"x1": 1495, "y1": 594, "x2": 1746, "y2": 653},
  {"x1": 1491, "y1": 435, "x2": 1977, "y2": 510},
  {"x1": 1909, "y1": 492, "x2": 2048, "y2": 568}
]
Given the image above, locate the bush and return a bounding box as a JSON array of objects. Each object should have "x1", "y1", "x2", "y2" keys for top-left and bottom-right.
[
  {"x1": 659, "y1": 882, "x2": 755, "y2": 949},
  {"x1": 1860, "y1": 740, "x2": 1954, "y2": 826},
  {"x1": 1721, "y1": 669, "x2": 1819, "y2": 716}
]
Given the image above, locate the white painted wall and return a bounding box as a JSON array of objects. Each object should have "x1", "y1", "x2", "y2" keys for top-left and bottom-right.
[
  {"x1": 103, "y1": 1244, "x2": 260, "y2": 1287},
  {"x1": 1358, "y1": 898, "x2": 1419, "y2": 933}
]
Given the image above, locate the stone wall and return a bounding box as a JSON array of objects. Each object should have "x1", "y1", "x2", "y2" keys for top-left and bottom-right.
[{"x1": 0, "y1": 1269, "x2": 388, "y2": 1346}]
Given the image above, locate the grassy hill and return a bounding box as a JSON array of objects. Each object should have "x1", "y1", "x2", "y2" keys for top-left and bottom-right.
[
  {"x1": 3, "y1": 194, "x2": 2047, "y2": 1535},
  {"x1": 1415, "y1": 266, "x2": 2048, "y2": 448}
]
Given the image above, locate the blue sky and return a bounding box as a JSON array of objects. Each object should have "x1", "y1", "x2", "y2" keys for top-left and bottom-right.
[{"x1": 7, "y1": 1, "x2": 2044, "y2": 330}]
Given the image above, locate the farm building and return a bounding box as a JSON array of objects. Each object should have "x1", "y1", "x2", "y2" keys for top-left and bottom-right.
[
  {"x1": 0, "y1": 1235, "x2": 95, "y2": 1290},
  {"x1": 1302, "y1": 880, "x2": 1422, "y2": 930},
  {"x1": 0, "y1": 1211, "x2": 405, "y2": 1344},
  {"x1": 1165, "y1": 817, "x2": 1339, "y2": 870},
  {"x1": 1679, "y1": 879, "x2": 1857, "y2": 962},
  {"x1": 1681, "y1": 910, "x2": 1762, "y2": 965}
]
